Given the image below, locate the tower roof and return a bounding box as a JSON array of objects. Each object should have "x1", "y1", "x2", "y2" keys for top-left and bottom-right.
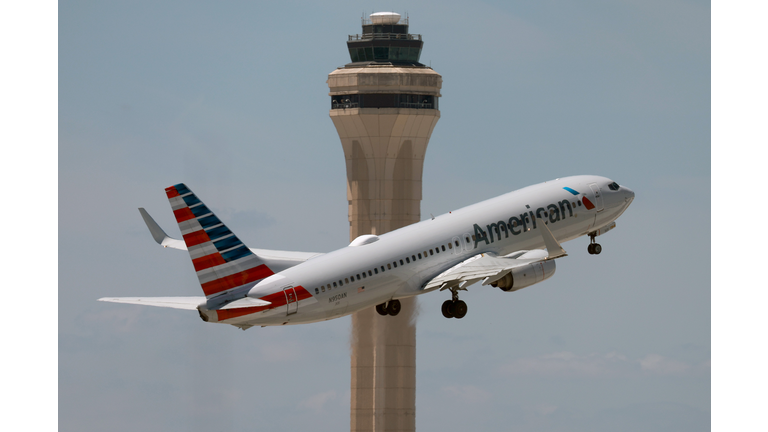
[{"x1": 345, "y1": 12, "x2": 425, "y2": 67}]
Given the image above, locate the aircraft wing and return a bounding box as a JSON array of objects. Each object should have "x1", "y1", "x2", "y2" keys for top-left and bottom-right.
[
  {"x1": 139, "y1": 207, "x2": 323, "y2": 266},
  {"x1": 422, "y1": 251, "x2": 549, "y2": 291},
  {"x1": 423, "y1": 217, "x2": 567, "y2": 292}
]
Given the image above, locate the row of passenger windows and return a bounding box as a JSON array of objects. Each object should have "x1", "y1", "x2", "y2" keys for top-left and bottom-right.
[
  {"x1": 312, "y1": 200, "x2": 587, "y2": 295},
  {"x1": 313, "y1": 239, "x2": 463, "y2": 295}
]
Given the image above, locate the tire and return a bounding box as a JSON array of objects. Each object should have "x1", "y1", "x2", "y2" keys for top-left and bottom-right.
[
  {"x1": 453, "y1": 300, "x2": 468, "y2": 319},
  {"x1": 593, "y1": 244, "x2": 602, "y2": 254},
  {"x1": 375, "y1": 303, "x2": 388, "y2": 316},
  {"x1": 442, "y1": 300, "x2": 454, "y2": 318},
  {"x1": 587, "y1": 244, "x2": 595, "y2": 254},
  {"x1": 387, "y1": 299, "x2": 401, "y2": 316}
]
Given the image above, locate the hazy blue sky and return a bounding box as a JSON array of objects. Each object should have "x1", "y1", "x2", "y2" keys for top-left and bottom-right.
[{"x1": 54, "y1": 1, "x2": 714, "y2": 431}]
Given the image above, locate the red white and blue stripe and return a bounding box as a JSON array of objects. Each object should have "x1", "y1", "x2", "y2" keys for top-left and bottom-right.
[{"x1": 165, "y1": 183, "x2": 274, "y2": 297}]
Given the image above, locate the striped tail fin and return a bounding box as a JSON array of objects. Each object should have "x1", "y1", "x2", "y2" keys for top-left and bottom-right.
[{"x1": 165, "y1": 183, "x2": 274, "y2": 298}]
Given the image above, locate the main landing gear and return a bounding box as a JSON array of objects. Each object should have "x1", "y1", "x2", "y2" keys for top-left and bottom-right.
[
  {"x1": 375, "y1": 299, "x2": 401, "y2": 316},
  {"x1": 442, "y1": 288, "x2": 467, "y2": 319},
  {"x1": 587, "y1": 233, "x2": 602, "y2": 255}
]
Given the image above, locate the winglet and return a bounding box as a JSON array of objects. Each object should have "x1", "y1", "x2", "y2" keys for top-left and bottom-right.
[
  {"x1": 537, "y1": 217, "x2": 567, "y2": 259},
  {"x1": 138, "y1": 208, "x2": 188, "y2": 250}
]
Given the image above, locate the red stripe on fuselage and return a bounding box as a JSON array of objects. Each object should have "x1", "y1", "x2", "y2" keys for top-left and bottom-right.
[
  {"x1": 165, "y1": 187, "x2": 180, "y2": 198},
  {"x1": 192, "y1": 253, "x2": 227, "y2": 272},
  {"x1": 216, "y1": 286, "x2": 312, "y2": 321},
  {"x1": 294, "y1": 286, "x2": 312, "y2": 301},
  {"x1": 201, "y1": 264, "x2": 275, "y2": 296},
  {"x1": 183, "y1": 230, "x2": 210, "y2": 247},
  {"x1": 173, "y1": 207, "x2": 195, "y2": 223}
]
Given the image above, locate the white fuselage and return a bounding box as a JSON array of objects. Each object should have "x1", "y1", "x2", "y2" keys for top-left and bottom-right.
[{"x1": 211, "y1": 175, "x2": 634, "y2": 327}]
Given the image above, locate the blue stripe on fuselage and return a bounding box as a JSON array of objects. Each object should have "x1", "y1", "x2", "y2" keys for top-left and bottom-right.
[{"x1": 563, "y1": 187, "x2": 579, "y2": 195}]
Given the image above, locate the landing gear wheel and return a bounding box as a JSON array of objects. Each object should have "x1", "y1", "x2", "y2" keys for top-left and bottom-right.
[
  {"x1": 386, "y1": 299, "x2": 401, "y2": 316},
  {"x1": 375, "y1": 303, "x2": 388, "y2": 316},
  {"x1": 453, "y1": 300, "x2": 468, "y2": 319},
  {"x1": 587, "y1": 233, "x2": 602, "y2": 255},
  {"x1": 442, "y1": 300, "x2": 453, "y2": 318}
]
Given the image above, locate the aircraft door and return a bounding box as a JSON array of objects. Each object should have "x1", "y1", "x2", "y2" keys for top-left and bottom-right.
[
  {"x1": 462, "y1": 233, "x2": 474, "y2": 252},
  {"x1": 282, "y1": 286, "x2": 298, "y2": 315},
  {"x1": 451, "y1": 236, "x2": 461, "y2": 255},
  {"x1": 588, "y1": 183, "x2": 604, "y2": 212}
]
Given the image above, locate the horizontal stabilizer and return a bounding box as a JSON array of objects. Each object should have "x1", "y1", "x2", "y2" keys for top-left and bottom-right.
[
  {"x1": 98, "y1": 296, "x2": 205, "y2": 310},
  {"x1": 138, "y1": 208, "x2": 188, "y2": 250},
  {"x1": 218, "y1": 297, "x2": 272, "y2": 310},
  {"x1": 138, "y1": 207, "x2": 323, "y2": 271}
]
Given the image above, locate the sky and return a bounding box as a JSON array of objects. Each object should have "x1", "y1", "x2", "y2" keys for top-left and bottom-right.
[{"x1": 48, "y1": 0, "x2": 718, "y2": 430}]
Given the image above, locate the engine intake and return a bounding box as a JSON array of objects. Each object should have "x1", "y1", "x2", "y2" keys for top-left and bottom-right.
[{"x1": 493, "y1": 260, "x2": 556, "y2": 292}]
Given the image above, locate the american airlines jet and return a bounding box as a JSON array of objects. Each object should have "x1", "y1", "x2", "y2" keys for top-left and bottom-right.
[{"x1": 100, "y1": 175, "x2": 634, "y2": 329}]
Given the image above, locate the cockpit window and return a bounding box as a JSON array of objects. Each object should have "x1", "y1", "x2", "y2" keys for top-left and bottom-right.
[{"x1": 608, "y1": 182, "x2": 620, "y2": 191}]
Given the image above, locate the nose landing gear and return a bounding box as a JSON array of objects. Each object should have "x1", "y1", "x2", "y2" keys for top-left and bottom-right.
[
  {"x1": 375, "y1": 299, "x2": 402, "y2": 316},
  {"x1": 441, "y1": 288, "x2": 468, "y2": 319},
  {"x1": 587, "y1": 233, "x2": 602, "y2": 255}
]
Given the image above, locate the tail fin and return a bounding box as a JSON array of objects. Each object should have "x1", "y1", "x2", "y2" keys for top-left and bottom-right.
[{"x1": 165, "y1": 183, "x2": 274, "y2": 298}]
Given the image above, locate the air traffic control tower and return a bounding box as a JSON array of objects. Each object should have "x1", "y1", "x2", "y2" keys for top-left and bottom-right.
[{"x1": 327, "y1": 12, "x2": 442, "y2": 432}]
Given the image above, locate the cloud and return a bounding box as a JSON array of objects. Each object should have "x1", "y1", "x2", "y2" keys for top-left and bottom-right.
[
  {"x1": 499, "y1": 351, "x2": 705, "y2": 378},
  {"x1": 299, "y1": 390, "x2": 337, "y2": 413},
  {"x1": 639, "y1": 354, "x2": 691, "y2": 375},
  {"x1": 259, "y1": 340, "x2": 302, "y2": 362},
  {"x1": 441, "y1": 385, "x2": 492, "y2": 404}
]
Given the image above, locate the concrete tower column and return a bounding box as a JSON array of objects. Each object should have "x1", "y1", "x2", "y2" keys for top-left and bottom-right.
[{"x1": 327, "y1": 12, "x2": 441, "y2": 432}]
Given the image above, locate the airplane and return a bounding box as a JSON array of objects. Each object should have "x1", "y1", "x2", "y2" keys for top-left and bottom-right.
[{"x1": 99, "y1": 175, "x2": 635, "y2": 330}]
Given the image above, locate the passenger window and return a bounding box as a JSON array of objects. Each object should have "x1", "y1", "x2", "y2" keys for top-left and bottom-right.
[
  {"x1": 368, "y1": 270, "x2": 372, "y2": 276},
  {"x1": 316, "y1": 288, "x2": 320, "y2": 294},
  {"x1": 357, "y1": 274, "x2": 361, "y2": 280},
  {"x1": 423, "y1": 251, "x2": 427, "y2": 257},
  {"x1": 412, "y1": 255, "x2": 416, "y2": 261},
  {"x1": 362, "y1": 273, "x2": 366, "y2": 279},
  {"x1": 429, "y1": 249, "x2": 433, "y2": 255},
  {"x1": 465, "y1": 236, "x2": 470, "y2": 243},
  {"x1": 435, "y1": 248, "x2": 439, "y2": 254},
  {"x1": 387, "y1": 264, "x2": 391, "y2": 270},
  {"x1": 448, "y1": 243, "x2": 452, "y2": 249},
  {"x1": 344, "y1": 278, "x2": 349, "y2": 284},
  {"x1": 472, "y1": 235, "x2": 476, "y2": 241},
  {"x1": 381, "y1": 266, "x2": 385, "y2": 272},
  {"x1": 455, "y1": 240, "x2": 460, "y2": 247},
  {"x1": 400, "y1": 259, "x2": 404, "y2": 265},
  {"x1": 442, "y1": 245, "x2": 446, "y2": 251},
  {"x1": 393, "y1": 262, "x2": 397, "y2": 268},
  {"x1": 374, "y1": 268, "x2": 378, "y2": 274},
  {"x1": 333, "y1": 282, "x2": 338, "y2": 287},
  {"x1": 406, "y1": 257, "x2": 410, "y2": 263},
  {"x1": 418, "y1": 253, "x2": 422, "y2": 259}
]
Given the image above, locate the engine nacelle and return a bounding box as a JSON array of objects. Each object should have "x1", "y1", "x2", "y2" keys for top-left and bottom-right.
[{"x1": 493, "y1": 260, "x2": 556, "y2": 292}]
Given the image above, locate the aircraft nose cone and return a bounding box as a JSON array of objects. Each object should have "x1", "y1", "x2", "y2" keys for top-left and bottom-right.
[{"x1": 623, "y1": 186, "x2": 635, "y2": 202}]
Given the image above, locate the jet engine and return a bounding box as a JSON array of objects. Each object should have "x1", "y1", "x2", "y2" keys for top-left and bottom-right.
[{"x1": 492, "y1": 260, "x2": 556, "y2": 292}]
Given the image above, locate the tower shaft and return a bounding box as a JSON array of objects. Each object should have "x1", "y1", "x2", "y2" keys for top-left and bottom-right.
[{"x1": 328, "y1": 14, "x2": 441, "y2": 431}]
